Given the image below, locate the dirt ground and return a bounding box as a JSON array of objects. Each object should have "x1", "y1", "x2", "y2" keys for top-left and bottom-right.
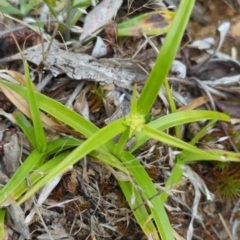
[{"x1": 189, "y1": 0, "x2": 240, "y2": 54}]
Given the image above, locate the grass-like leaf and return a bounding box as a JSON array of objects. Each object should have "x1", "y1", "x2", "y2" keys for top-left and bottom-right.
[
  {"x1": 14, "y1": 111, "x2": 37, "y2": 149},
  {"x1": 137, "y1": 0, "x2": 196, "y2": 114},
  {"x1": 118, "y1": 180, "x2": 159, "y2": 239},
  {"x1": 19, "y1": 119, "x2": 127, "y2": 203},
  {"x1": 121, "y1": 151, "x2": 174, "y2": 240},
  {"x1": 142, "y1": 124, "x2": 218, "y2": 159},
  {"x1": 24, "y1": 61, "x2": 47, "y2": 153},
  {"x1": 15, "y1": 151, "x2": 71, "y2": 202},
  {"x1": 0, "y1": 209, "x2": 6, "y2": 239},
  {"x1": 0, "y1": 1, "x2": 22, "y2": 15},
  {"x1": 0, "y1": 80, "x2": 99, "y2": 137},
  {"x1": 131, "y1": 110, "x2": 230, "y2": 152},
  {"x1": 43, "y1": 0, "x2": 56, "y2": 7},
  {"x1": 0, "y1": 137, "x2": 82, "y2": 205},
  {"x1": 19, "y1": 0, "x2": 41, "y2": 16},
  {"x1": 16, "y1": 148, "x2": 128, "y2": 204},
  {"x1": 181, "y1": 149, "x2": 240, "y2": 162},
  {"x1": 72, "y1": 0, "x2": 91, "y2": 8},
  {"x1": 0, "y1": 80, "x2": 118, "y2": 155},
  {"x1": 0, "y1": 149, "x2": 45, "y2": 206}
]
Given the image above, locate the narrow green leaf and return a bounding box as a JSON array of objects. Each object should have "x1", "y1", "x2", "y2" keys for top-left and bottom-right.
[
  {"x1": 163, "y1": 80, "x2": 181, "y2": 138},
  {"x1": 0, "y1": 80, "x2": 99, "y2": 140},
  {"x1": 43, "y1": 0, "x2": 57, "y2": 7},
  {"x1": 121, "y1": 151, "x2": 174, "y2": 240},
  {"x1": 11, "y1": 137, "x2": 83, "y2": 202},
  {"x1": 142, "y1": 124, "x2": 217, "y2": 159},
  {"x1": 131, "y1": 110, "x2": 230, "y2": 152},
  {"x1": 0, "y1": 150, "x2": 45, "y2": 206},
  {"x1": 160, "y1": 161, "x2": 184, "y2": 203},
  {"x1": 15, "y1": 151, "x2": 71, "y2": 202},
  {"x1": 16, "y1": 148, "x2": 127, "y2": 203},
  {"x1": 45, "y1": 136, "x2": 81, "y2": 155},
  {"x1": 131, "y1": 85, "x2": 138, "y2": 114},
  {"x1": 19, "y1": 119, "x2": 127, "y2": 203},
  {"x1": 24, "y1": 62, "x2": 47, "y2": 152},
  {"x1": 92, "y1": 149, "x2": 127, "y2": 173},
  {"x1": 0, "y1": 137, "x2": 81, "y2": 205},
  {"x1": 0, "y1": 1, "x2": 22, "y2": 15},
  {"x1": 73, "y1": 0, "x2": 91, "y2": 8},
  {"x1": 118, "y1": 181, "x2": 159, "y2": 238},
  {"x1": 0, "y1": 80, "x2": 116, "y2": 152},
  {"x1": 19, "y1": 0, "x2": 27, "y2": 6},
  {"x1": 114, "y1": 129, "x2": 130, "y2": 156},
  {"x1": 137, "y1": 0, "x2": 195, "y2": 114},
  {"x1": 160, "y1": 119, "x2": 218, "y2": 203},
  {"x1": 14, "y1": 111, "x2": 37, "y2": 149},
  {"x1": 20, "y1": 0, "x2": 41, "y2": 16},
  {"x1": 114, "y1": 86, "x2": 139, "y2": 155},
  {"x1": 0, "y1": 209, "x2": 6, "y2": 239},
  {"x1": 181, "y1": 149, "x2": 240, "y2": 162}
]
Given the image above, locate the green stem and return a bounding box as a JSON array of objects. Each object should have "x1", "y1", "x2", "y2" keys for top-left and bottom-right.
[
  {"x1": 114, "y1": 129, "x2": 130, "y2": 156},
  {"x1": 164, "y1": 78, "x2": 181, "y2": 138}
]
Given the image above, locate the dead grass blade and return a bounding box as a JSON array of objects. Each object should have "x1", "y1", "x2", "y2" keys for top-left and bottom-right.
[
  {"x1": 178, "y1": 95, "x2": 220, "y2": 111},
  {"x1": 0, "y1": 83, "x2": 79, "y2": 135}
]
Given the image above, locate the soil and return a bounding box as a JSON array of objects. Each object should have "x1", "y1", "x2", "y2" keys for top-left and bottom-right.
[{"x1": 189, "y1": 0, "x2": 240, "y2": 54}]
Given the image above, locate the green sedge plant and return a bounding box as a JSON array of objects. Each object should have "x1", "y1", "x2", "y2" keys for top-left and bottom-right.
[
  {"x1": 45, "y1": 0, "x2": 93, "y2": 41},
  {"x1": 0, "y1": 0, "x2": 57, "y2": 17},
  {"x1": 0, "y1": 0, "x2": 42, "y2": 17},
  {"x1": 0, "y1": 0, "x2": 89, "y2": 41},
  {"x1": 0, "y1": 1, "x2": 240, "y2": 239}
]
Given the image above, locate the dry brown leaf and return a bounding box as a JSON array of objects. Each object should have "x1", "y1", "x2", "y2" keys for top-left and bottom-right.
[
  {"x1": 178, "y1": 95, "x2": 220, "y2": 111},
  {"x1": 0, "y1": 83, "x2": 80, "y2": 136},
  {"x1": 0, "y1": 70, "x2": 26, "y2": 86}
]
